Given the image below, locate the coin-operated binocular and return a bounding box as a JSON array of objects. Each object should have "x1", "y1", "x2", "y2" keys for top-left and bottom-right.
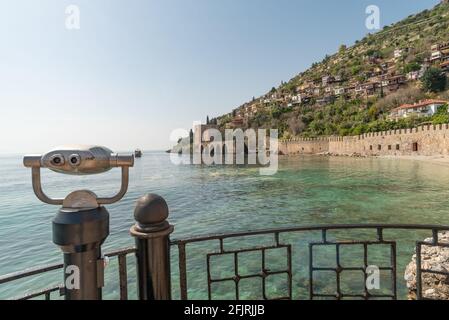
[{"x1": 24, "y1": 145, "x2": 134, "y2": 300}]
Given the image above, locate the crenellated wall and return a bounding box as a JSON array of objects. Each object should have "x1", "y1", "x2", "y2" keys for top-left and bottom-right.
[
  {"x1": 279, "y1": 137, "x2": 329, "y2": 155},
  {"x1": 279, "y1": 124, "x2": 449, "y2": 156}
]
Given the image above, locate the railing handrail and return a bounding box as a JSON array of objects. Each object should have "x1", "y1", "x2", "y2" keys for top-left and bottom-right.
[
  {"x1": 0, "y1": 246, "x2": 136, "y2": 287},
  {"x1": 0, "y1": 263, "x2": 64, "y2": 285},
  {"x1": 170, "y1": 223, "x2": 449, "y2": 244}
]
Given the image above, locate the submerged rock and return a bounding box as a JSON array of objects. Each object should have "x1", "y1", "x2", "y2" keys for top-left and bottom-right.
[{"x1": 404, "y1": 232, "x2": 449, "y2": 300}]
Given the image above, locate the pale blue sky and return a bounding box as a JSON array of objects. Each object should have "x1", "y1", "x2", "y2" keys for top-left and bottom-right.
[{"x1": 0, "y1": 0, "x2": 440, "y2": 153}]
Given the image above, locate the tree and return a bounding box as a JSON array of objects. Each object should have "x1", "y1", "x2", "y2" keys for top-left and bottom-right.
[
  {"x1": 287, "y1": 117, "x2": 305, "y2": 135},
  {"x1": 339, "y1": 44, "x2": 347, "y2": 54},
  {"x1": 421, "y1": 67, "x2": 447, "y2": 92},
  {"x1": 432, "y1": 104, "x2": 449, "y2": 124},
  {"x1": 403, "y1": 62, "x2": 421, "y2": 73}
]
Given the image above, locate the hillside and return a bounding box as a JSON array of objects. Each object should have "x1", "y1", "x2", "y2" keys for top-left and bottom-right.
[{"x1": 212, "y1": 1, "x2": 449, "y2": 139}]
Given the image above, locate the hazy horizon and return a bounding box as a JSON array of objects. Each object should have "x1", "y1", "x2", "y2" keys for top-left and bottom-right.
[{"x1": 0, "y1": 0, "x2": 440, "y2": 154}]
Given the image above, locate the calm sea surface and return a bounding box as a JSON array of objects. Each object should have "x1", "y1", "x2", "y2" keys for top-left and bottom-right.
[{"x1": 1, "y1": 152, "x2": 449, "y2": 299}]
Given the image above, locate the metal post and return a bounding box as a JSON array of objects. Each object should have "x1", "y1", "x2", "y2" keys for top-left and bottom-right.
[
  {"x1": 53, "y1": 207, "x2": 109, "y2": 300},
  {"x1": 130, "y1": 194, "x2": 174, "y2": 300},
  {"x1": 23, "y1": 145, "x2": 134, "y2": 300}
]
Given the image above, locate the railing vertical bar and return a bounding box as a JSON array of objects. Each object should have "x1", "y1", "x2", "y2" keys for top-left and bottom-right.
[
  {"x1": 207, "y1": 254, "x2": 212, "y2": 300},
  {"x1": 308, "y1": 244, "x2": 314, "y2": 300},
  {"x1": 287, "y1": 245, "x2": 292, "y2": 300},
  {"x1": 377, "y1": 228, "x2": 383, "y2": 242},
  {"x1": 219, "y1": 238, "x2": 224, "y2": 253},
  {"x1": 391, "y1": 242, "x2": 397, "y2": 300},
  {"x1": 262, "y1": 248, "x2": 267, "y2": 300},
  {"x1": 118, "y1": 254, "x2": 128, "y2": 300},
  {"x1": 363, "y1": 243, "x2": 368, "y2": 300},
  {"x1": 322, "y1": 229, "x2": 327, "y2": 243},
  {"x1": 234, "y1": 252, "x2": 239, "y2": 300},
  {"x1": 335, "y1": 244, "x2": 341, "y2": 300},
  {"x1": 178, "y1": 243, "x2": 188, "y2": 300}
]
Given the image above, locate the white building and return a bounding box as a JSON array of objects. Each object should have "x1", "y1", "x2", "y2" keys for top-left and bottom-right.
[
  {"x1": 389, "y1": 100, "x2": 448, "y2": 120},
  {"x1": 394, "y1": 49, "x2": 403, "y2": 59},
  {"x1": 430, "y1": 51, "x2": 442, "y2": 62},
  {"x1": 334, "y1": 87, "x2": 345, "y2": 95}
]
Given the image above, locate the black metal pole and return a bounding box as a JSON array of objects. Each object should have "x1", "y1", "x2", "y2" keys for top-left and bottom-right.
[
  {"x1": 53, "y1": 207, "x2": 109, "y2": 300},
  {"x1": 130, "y1": 194, "x2": 174, "y2": 300}
]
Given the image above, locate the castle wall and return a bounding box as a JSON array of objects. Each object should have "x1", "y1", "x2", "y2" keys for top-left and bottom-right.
[
  {"x1": 279, "y1": 137, "x2": 329, "y2": 155},
  {"x1": 280, "y1": 124, "x2": 449, "y2": 156}
]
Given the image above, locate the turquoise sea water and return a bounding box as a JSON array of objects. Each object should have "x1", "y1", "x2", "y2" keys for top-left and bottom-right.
[{"x1": 1, "y1": 152, "x2": 449, "y2": 299}]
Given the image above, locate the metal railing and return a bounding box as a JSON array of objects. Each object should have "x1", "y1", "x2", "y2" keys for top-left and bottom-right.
[
  {"x1": 0, "y1": 247, "x2": 136, "y2": 300},
  {"x1": 171, "y1": 224, "x2": 449, "y2": 300},
  {"x1": 1, "y1": 192, "x2": 449, "y2": 300}
]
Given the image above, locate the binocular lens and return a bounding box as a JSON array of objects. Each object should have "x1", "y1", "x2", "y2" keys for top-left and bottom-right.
[
  {"x1": 69, "y1": 154, "x2": 81, "y2": 166},
  {"x1": 51, "y1": 155, "x2": 64, "y2": 166}
]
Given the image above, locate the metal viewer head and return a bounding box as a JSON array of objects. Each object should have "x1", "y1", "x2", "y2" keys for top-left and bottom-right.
[{"x1": 23, "y1": 145, "x2": 134, "y2": 209}]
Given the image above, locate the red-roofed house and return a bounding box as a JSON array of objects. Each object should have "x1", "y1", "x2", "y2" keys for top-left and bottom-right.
[
  {"x1": 389, "y1": 100, "x2": 448, "y2": 120},
  {"x1": 441, "y1": 60, "x2": 449, "y2": 73}
]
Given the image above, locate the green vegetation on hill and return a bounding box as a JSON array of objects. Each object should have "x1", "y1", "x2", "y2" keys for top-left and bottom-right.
[{"x1": 213, "y1": 1, "x2": 449, "y2": 138}]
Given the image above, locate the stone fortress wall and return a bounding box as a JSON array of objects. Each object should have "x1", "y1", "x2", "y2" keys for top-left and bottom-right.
[{"x1": 279, "y1": 123, "x2": 449, "y2": 156}]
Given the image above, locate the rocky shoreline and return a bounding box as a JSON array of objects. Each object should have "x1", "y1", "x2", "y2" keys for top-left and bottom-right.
[{"x1": 404, "y1": 232, "x2": 449, "y2": 300}]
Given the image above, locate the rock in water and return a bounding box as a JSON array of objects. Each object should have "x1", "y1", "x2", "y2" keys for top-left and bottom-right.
[{"x1": 404, "y1": 232, "x2": 449, "y2": 300}]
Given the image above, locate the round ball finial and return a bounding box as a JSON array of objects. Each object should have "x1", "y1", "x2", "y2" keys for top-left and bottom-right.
[{"x1": 134, "y1": 194, "x2": 169, "y2": 229}]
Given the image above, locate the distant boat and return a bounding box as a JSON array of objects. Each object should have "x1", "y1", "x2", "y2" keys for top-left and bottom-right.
[{"x1": 134, "y1": 149, "x2": 142, "y2": 158}]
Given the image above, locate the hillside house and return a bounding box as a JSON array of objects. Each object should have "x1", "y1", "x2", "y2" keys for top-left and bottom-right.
[
  {"x1": 345, "y1": 83, "x2": 356, "y2": 97},
  {"x1": 389, "y1": 99, "x2": 448, "y2": 120},
  {"x1": 431, "y1": 50, "x2": 443, "y2": 62},
  {"x1": 432, "y1": 41, "x2": 449, "y2": 52},
  {"x1": 322, "y1": 76, "x2": 334, "y2": 86},
  {"x1": 441, "y1": 60, "x2": 449, "y2": 73},
  {"x1": 291, "y1": 94, "x2": 303, "y2": 104},
  {"x1": 429, "y1": 41, "x2": 449, "y2": 63},
  {"x1": 372, "y1": 66, "x2": 383, "y2": 76},
  {"x1": 406, "y1": 70, "x2": 420, "y2": 80},
  {"x1": 226, "y1": 116, "x2": 246, "y2": 129},
  {"x1": 334, "y1": 75, "x2": 344, "y2": 83},
  {"x1": 381, "y1": 75, "x2": 406, "y2": 92},
  {"x1": 354, "y1": 82, "x2": 379, "y2": 97},
  {"x1": 316, "y1": 95, "x2": 335, "y2": 106},
  {"x1": 394, "y1": 49, "x2": 403, "y2": 59},
  {"x1": 334, "y1": 87, "x2": 345, "y2": 96},
  {"x1": 355, "y1": 85, "x2": 364, "y2": 94},
  {"x1": 381, "y1": 60, "x2": 395, "y2": 71}
]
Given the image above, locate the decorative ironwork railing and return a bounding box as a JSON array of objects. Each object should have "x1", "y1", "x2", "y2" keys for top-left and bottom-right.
[
  {"x1": 170, "y1": 224, "x2": 449, "y2": 300},
  {"x1": 1, "y1": 224, "x2": 449, "y2": 300}
]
